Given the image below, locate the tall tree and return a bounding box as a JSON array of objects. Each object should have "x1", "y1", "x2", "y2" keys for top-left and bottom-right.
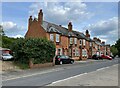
[
  {"x1": 115, "y1": 39, "x2": 120, "y2": 57},
  {"x1": 110, "y1": 45, "x2": 118, "y2": 57}
]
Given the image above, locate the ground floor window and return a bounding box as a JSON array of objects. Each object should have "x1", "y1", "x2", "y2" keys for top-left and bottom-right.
[
  {"x1": 82, "y1": 49, "x2": 87, "y2": 57},
  {"x1": 57, "y1": 48, "x2": 62, "y2": 55},
  {"x1": 75, "y1": 48, "x2": 80, "y2": 56}
]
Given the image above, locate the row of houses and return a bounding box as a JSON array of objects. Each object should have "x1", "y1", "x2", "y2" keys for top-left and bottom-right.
[{"x1": 25, "y1": 9, "x2": 111, "y2": 60}]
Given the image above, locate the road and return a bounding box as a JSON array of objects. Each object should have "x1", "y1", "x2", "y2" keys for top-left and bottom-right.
[
  {"x1": 48, "y1": 64, "x2": 118, "y2": 86},
  {"x1": 2, "y1": 58, "x2": 119, "y2": 87}
]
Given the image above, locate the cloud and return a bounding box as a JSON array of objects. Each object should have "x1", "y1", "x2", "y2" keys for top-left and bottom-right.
[
  {"x1": 1, "y1": 21, "x2": 26, "y2": 38},
  {"x1": 29, "y1": 2, "x2": 93, "y2": 25},
  {"x1": 87, "y1": 17, "x2": 118, "y2": 44}
]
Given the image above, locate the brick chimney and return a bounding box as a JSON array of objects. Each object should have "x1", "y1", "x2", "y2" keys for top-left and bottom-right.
[
  {"x1": 97, "y1": 38, "x2": 101, "y2": 43},
  {"x1": 85, "y1": 30, "x2": 90, "y2": 37},
  {"x1": 38, "y1": 9, "x2": 43, "y2": 24},
  {"x1": 102, "y1": 41, "x2": 105, "y2": 45},
  {"x1": 68, "y1": 22, "x2": 72, "y2": 32},
  {"x1": 93, "y1": 37, "x2": 97, "y2": 41},
  {"x1": 28, "y1": 16, "x2": 33, "y2": 30}
]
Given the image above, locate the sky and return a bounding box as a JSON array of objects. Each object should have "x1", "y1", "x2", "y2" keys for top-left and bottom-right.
[{"x1": 1, "y1": 1, "x2": 118, "y2": 45}]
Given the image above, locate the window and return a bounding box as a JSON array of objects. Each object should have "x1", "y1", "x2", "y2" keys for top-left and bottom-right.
[
  {"x1": 82, "y1": 49, "x2": 87, "y2": 56},
  {"x1": 50, "y1": 34, "x2": 54, "y2": 41},
  {"x1": 80, "y1": 39, "x2": 82, "y2": 45},
  {"x1": 74, "y1": 38, "x2": 77, "y2": 44},
  {"x1": 73, "y1": 49, "x2": 75, "y2": 56},
  {"x1": 56, "y1": 34, "x2": 60, "y2": 42},
  {"x1": 75, "y1": 48, "x2": 80, "y2": 56},
  {"x1": 83, "y1": 39, "x2": 86, "y2": 46},
  {"x1": 57, "y1": 48, "x2": 62, "y2": 55},
  {"x1": 70, "y1": 38, "x2": 73, "y2": 44},
  {"x1": 90, "y1": 42, "x2": 92, "y2": 47}
]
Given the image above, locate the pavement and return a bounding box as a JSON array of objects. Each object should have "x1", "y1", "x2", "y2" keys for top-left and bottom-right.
[{"x1": 48, "y1": 64, "x2": 118, "y2": 86}]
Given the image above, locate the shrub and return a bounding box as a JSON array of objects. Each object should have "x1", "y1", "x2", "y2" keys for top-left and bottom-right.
[{"x1": 11, "y1": 38, "x2": 56, "y2": 67}]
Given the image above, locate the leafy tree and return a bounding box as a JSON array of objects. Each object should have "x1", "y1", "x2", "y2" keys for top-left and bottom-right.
[
  {"x1": 0, "y1": 25, "x2": 5, "y2": 36},
  {"x1": 110, "y1": 45, "x2": 118, "y2": 57},
  {"x1": 11, "y1": 38, "x2": 56, "y2": 67},
  {"x1": 115, "y1": 39, "x2": 120, "y2": 57},
  {"x1": 0, "y1": 25, "x2": 17, "y2": 48}
]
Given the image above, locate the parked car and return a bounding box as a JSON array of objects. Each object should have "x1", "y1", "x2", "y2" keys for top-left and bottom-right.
[
  {"x1": 55, "y1": 55, "x2": 74, "y2": 65},
  {"x1": 1, "y1": 53, "x2": 13, "y2": 61},
  {"x1": 92, "y1": 54, "x2": 102, "y2": 60},
  {"x1": 101, "y1": 55, "x2": 112, "y2": 60},
  {"x1": 110, "y1": 55, "x2": 115, "y2": 59}
]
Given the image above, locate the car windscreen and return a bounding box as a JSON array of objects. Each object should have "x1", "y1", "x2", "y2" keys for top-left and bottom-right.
[{"x1": 2, "y1": 53, "x2": 11, "y2": 56}]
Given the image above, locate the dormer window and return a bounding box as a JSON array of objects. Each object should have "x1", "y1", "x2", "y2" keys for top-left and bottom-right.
[
  {"x1": 56, "y1": 34, "x2": 60, "y2": 42},
  {"x1": 50, "y1": 34, "x2": 54, "y2": 41},
  {"x1": 74, "y1": 38, "x2": 77, "y2": 44}
]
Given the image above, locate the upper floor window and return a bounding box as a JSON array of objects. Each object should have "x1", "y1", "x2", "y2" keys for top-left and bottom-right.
[
  {"x1": 70, "y1": 38, "x2": 73, "y2": 44},
  {"x1": 80, "y1": 39, "x2": 82, "y2": 45},
  {"x1": 90, "y1": 42, "x2": 92, "y2": 47},
  {"x1": 74, "y1": 38, "x2": 77, "y2": 44},
  {"x1": 56, "y1": 34, "x2": 60, "y2": 42},
  {"x1": 83, "y1": 39, "x2": 86, "y2": 46},
  {"x1": 50, "y1": 34, "x2": 54, "y2": 41}
]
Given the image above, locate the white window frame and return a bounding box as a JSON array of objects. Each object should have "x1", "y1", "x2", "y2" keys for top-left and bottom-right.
[
  {"x1": 74, "y1": 38, "x2": 77, "y2": 44},
  {"x1": 75, "y1": 48, "x2": 79, "y2": 56},
  {"x1": 82, "y1": 49, "x2": 87, "y2": 56},
  {"x1": 90, "y1": 42, "x2": 92, "y2": 47},
  {"x1": 56, "y1": 34, "x2": 60, "y2": 42},
  {"x1": 83, "y1": 39, "x2": 86, "y2": 46},
  {"x1": 50, "y1": 34, "x2": 54, "y2": 41},
  {"x1": 70, "y1": 38, "x2": 73, "y2": 44},
  {"x1": 58, "y1": 48, "x2": 62, "y2": 55}
]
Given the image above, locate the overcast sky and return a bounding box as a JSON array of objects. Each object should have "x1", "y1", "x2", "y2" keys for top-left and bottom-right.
[{"x1": 1, "y1": 1, "x2": 118, "y2": 45}]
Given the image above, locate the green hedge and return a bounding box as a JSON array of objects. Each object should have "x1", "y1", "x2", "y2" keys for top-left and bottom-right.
[{"x1": 11, "y1": 38, "x2": 56, "y2": 65}]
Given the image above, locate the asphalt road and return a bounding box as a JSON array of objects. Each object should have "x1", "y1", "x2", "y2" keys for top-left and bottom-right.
[{"x1": 2, "y1": 58, "x2": 119, "y2": 86}]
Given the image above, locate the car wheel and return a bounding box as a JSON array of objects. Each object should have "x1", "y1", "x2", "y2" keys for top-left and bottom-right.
[
  {"x1": 70, "y1": 61, "x2": 74, "y2": 64},
  {"x1": 60, "y1": 61, "x2": 63, "y2": 65}
]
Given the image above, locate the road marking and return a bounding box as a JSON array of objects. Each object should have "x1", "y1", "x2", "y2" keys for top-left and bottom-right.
[
  {"x1": 112, "y1": 64, "x2": 118, "y2": 67},
  {"x1": 51, "y1": 72, "x2": 87, "y2": 84},
  {"x1": 96, "y1": 67, "x2": 109, "y2": 71},
  {"x1": 2, "y1": 68, "x2": 63, "y2": 82}
]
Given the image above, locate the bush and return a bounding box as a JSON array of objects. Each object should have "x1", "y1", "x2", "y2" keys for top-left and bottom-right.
[{"x1": 11, "y1": 38, "x2": 56, "y2": 67}]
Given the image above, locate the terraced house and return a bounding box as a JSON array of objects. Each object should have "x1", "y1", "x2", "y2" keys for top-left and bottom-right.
[{"x1": 25, "y1": 9, "x2": 111, "y2": 60}]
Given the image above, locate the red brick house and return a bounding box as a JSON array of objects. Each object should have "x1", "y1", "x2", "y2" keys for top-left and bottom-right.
[{"x1": 25, "y1": 9, "x2": 110, "y2": 60}]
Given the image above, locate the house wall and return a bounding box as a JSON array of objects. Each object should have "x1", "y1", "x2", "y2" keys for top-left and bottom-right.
[{"x1": 25, "y1": 21, "x2": 46, "y2": 38}]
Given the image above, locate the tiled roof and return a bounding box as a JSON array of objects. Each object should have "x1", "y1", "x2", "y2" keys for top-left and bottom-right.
[
  {"x1": 41, "y1": 21, "x2": 92, "y2": 40},
  {"x1": 42, "y1": 21, "x2": 68, "y2": 36}
]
